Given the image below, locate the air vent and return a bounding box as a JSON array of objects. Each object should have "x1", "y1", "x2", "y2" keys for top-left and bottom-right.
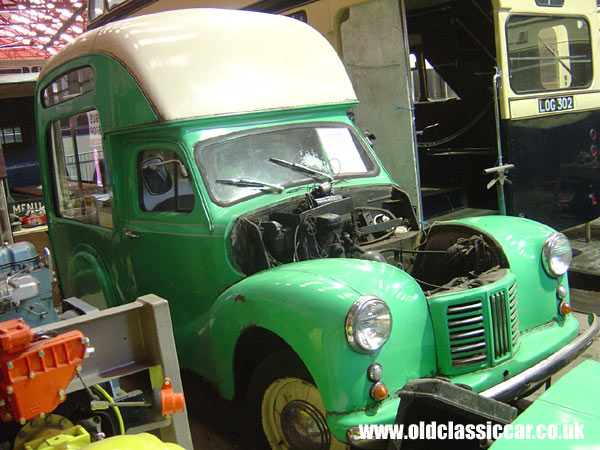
[
  {"x1": 448, "y1": 301, "x2": 487, "y2": 367},
  {"x1": 509, "y1": 282, "x2": 520, "y2": 347},
  {"x1": 490, "y1": 290, "x2": 510, "y2": 359}
]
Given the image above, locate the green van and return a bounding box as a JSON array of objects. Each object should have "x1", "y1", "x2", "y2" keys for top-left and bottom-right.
[{"x1": 35, "y1": 8, "x2": 597, "y2": 449}]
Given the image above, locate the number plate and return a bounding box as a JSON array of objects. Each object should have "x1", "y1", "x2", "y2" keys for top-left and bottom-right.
[{"x1": 538, "y1": 96, "x2": 574, "y2": 113}]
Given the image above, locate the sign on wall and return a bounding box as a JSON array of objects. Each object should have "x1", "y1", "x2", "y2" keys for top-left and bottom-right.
[
  {"x1": 9, "y1": 199, "x2": 45, "y2": 216},
  {"x1": 87, "y1": 110, "x2": 103, "y2": 148}
]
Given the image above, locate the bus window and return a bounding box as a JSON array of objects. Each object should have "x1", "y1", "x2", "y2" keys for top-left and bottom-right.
[
  {"x1": 1, "y1": 126, "x2": 22, "y2": 145},
  {"x1": 49, "y1": 109, "x2": 113, "y2": 228},
  {"x1": 410, "y1": 52, "x2": 459, "y2": 103},
  {"x1": 538, "y1": 25, "x2": 571, "y2": 89},
  {"x1": 138, "y1": 150, "x2": 194, "y2": 213},
  {"x1": 409, "y1": 53, "x2": 422, "y2": 103},
  {"x1": 506, "y1": 15, "x2": 592, "y2": 93},
  {"x1": 426, "y1": 59, "x2": 459, "y2": 101},
  {"x1": 89, "y1": 0, "x2": 105, "y2": 21},
  {"x1": 107, "y1": 0, "x2": 127, "y2": 9},
  {"x1": 287, "y1": 10, "x2": 307, "y2": 22},
  {"x1": 535, "y1": 0, "x2": 565, "y2": 6}
]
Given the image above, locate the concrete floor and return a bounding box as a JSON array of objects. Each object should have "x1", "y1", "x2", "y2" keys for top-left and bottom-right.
[
  {"x1": 564, "y1": 217, "x2": 600, "y2": 291},
  {"x1": 182, "y1": 371, "x2": 251, "y2": 449},
  {"x1": 182, "y1": 308, "x2": 600, "y2": 449}
]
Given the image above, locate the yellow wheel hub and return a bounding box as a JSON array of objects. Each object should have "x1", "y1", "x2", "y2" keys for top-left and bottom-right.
[{"x1": 261, "y1": 377, "x2": 346, "y2": 450}]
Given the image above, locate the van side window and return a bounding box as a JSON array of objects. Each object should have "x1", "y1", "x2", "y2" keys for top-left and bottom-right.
[
  {"x1": 42, "y1": 67, "x2": 94, "y2": 108},
  {"x1": 49, "y1": 109, "x2": 113, "y2": 228},
  {"x1": 138, "y1": 150, "x2": 194, "y2": 213}
]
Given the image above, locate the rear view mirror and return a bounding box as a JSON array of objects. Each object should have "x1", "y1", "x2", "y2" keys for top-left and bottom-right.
[{"x1": 141, "y1": 157, "x2": 172, "y2": 195}]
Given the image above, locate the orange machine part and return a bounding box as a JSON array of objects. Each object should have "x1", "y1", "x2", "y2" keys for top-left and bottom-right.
[
  {"x1": 0, "y1": 319, "x2": 34, "y2": 354},
  {"x1": 160, "y1": 378, "x2": 185, "y2": 417},
  {"x1": 0, "y1": 323, "x2": 86, "y2": 423}
]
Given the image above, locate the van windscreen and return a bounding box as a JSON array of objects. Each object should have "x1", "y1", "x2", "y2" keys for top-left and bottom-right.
[{"x1": 195, "y1": 124, "x2": 377, "y2": 205}]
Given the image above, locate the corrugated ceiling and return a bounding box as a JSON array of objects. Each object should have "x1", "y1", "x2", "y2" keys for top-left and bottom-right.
[{"x1": 0, "y1": 0, "x2": 86, "y2": 59}]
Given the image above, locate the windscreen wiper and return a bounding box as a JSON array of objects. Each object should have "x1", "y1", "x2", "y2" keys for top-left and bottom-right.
[
  {"x1": 269, "y1": 157, "x2": 334, "y2": 182},
  {"x1": 216, "y1": 178, "x2": 284, "y2": 193},
  {"x1": 538, "y1": 37, "x2": 575, "y2": 80}
]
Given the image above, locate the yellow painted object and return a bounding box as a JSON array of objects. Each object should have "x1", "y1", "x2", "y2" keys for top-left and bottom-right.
[
  {"x1": 83, "y1": 434, "x2": 185, "y2": 450},
  {"x1": 23, "y1": 425, "x2": 184, "y2": 450},
  {"x1": 14, "y1": 415, "x2": 75, "y2": 450},
  {"x1": 24, "y1": 425, "x2": 90, "y2": 450}
]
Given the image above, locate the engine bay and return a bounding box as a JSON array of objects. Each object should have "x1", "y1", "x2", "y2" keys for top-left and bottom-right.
[{"x1": 231, "y1": 183, "x2": 509, "y2": 296}]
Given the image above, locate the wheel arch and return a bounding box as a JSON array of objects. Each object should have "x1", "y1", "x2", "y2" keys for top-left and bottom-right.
[
  {"x1": 209, "y1": 259, "x2": 440, "y2": 414},
  {"x1": 65, "y1": 244, "x2": 117, "y2": 310},
  {"x1": 233, "y1": 326, "x2": 300, "y2": 401},
  {"x1": 208, "y1": 265, "x2": 371, "y2": 410}
]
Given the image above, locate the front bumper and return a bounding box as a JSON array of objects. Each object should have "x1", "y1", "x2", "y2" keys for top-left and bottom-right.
[
  {"x1": 345, "y1": 314, "x2": 598, "y2": 448},
  {"x1": 479, "y1": 313, "x2": 598, "y2": 402}
]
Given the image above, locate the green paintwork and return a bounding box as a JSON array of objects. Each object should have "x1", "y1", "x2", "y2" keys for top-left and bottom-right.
[
  {"x1": 35, "y1": 54, "x2": 158, "y2": 310},
  {"x1": 452, "y1": 215, "x2": 569, "y2": 331},
  {"x1": 432, "y1": 215, "x2": 578, "y2": 393},
  {"x1": 36, "y1": 54, "x2": 158, "y2": 132},
  {"x1": 428, "y1": 272, "x2": 520, "y2": 376},
  {"x1": 212, "y1": 258, "x2": 437, "y2": 409},
  {"x1": 491, "y1": 359, "x2": 600, "y2": 448},
  {"x1": 35, "y1": 51, "x2": 580, "y2": 444},
  {"x1": 450, "y1": 314, "x2": 577, "y2": 392}
]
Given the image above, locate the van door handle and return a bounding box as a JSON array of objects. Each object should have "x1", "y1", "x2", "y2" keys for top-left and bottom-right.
[{"x1": 124, "y1": 230, "x2": 140, "y2": 239}]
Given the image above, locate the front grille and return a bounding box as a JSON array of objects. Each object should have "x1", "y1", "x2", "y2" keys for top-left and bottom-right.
[
  {"x1": 509, "y1": 282, "x2": 520, "y2": 347},
  {"x1": 448, "y1": 301, "x2": 487, "y2": 367},
  {"x1": 488, "y1": 282, "x2": 519, "y2": 360},
  {"x1": 434, "y1": 273, "x2": 520, "y2": 374},
  {"x1": 489, "y1": 290, "x2": 510, "y2": 359}
]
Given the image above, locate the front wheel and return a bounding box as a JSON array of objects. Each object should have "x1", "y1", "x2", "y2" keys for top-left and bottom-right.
[{"x1": 247, "y1": 350, "x2": 347, "y2": 450}]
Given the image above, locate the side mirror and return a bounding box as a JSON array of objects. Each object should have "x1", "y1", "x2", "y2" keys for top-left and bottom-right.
[{"x1": 141, "y1": 157, "x2": 173, "y2": 195}]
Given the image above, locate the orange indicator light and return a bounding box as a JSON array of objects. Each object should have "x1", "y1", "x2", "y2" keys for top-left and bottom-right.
[
  {"x1": 370, "y1": 382, "x2": 389, "y2": 401},
  {"x1": 559, "y1": 301, "x2": 572, "y2": 316}
]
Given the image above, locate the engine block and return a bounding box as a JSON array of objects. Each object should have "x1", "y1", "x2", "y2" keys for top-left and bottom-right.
[{"x1": 0, "y1": 242, "x2": 57, "y2": 327}]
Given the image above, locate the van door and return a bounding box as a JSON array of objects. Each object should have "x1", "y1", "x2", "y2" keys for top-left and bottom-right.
[
  {"x1": 120, "y1": 140, "x2": 218, "y2": 364},
  {"x1": 47, "y1": 109, "x2": 118, "y2": 309}
]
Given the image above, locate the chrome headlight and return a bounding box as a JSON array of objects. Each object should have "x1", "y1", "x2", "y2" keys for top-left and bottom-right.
[
  {"x1": 542, "y1": 232, "x2": 572, "y2": 278},
  {"x1": 345, "y1": 296, "x2": 392, "y2": 353}
]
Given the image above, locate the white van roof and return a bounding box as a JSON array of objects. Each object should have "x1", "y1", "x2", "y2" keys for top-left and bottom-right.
[{"x1": 41, "y1": 8, "x2": 357, "y2": 121}]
